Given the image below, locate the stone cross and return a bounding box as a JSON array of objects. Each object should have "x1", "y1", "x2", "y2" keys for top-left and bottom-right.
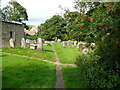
[
  {"x1": 21, "y1": 38, "x2": 26, "y2": 49},
  {"x1": 9, "y1": 38, "x2": 14, "y2": 48},
  {"x1": 37, "y1": 38, "x2": 43, "y2": 51}
]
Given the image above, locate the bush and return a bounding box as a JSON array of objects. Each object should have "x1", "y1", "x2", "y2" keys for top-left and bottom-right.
[{"x1": 75, "y1": 52, "x2": 120, "y2": 88}]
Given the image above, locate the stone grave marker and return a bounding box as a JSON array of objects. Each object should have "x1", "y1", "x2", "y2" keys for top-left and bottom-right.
[
  {"x1": 30, "y1": 44, "x2": 37, "y2": 49},
  {"x1": 55, "y1": 37, "x2": 57, "y2": 42},
  {"x1": 57, "y1": 39, "x2": 61, "y2": 43},
  {"x1": 69, "y1": 41, "x2": 74, "y2": 48},
  {"x1": 21, "y1": 38, "x2": 26, "y2": 49},
  {"x1": 74, "y1": 41, "x2": 77, "y2": 46},
  {"x1": 37, "y1": 38, "x2": 43, "y2": 51},
  {"x1": 26, "y1": 39, "x2": 31, "y2": 47},
  {"x1": 9, "y1": 38, "x2": 14, "y2": 48},
  {"x1": 62, "y1": 41, "x2": 67, "y2": 47}
]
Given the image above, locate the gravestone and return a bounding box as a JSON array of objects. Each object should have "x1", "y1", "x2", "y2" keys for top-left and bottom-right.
[
  {"x1": 74, "y1": 41, "x2": 77, "y2": 46},
  {"x1": 57, "y1": 39, "x2": 61, "y2": 43},
  {"x1": 69, "y1": 41, "x2": 74, "y2": 48},
  {"x1": 62, "y1": 41, "x2": 67, "y2": 47},
  {"x1": 21, "y1": 38, "x2": 26, "y2": 49},
  {"x1": 26, "y1": 39, "x2": 31, "y2": 47},
  {"x1": 37, "y1": 38, "x2": 43, "y2": 51},
  {"x1": 9, "y1": 38, "x2": 14, "y2": 48},
  {"x1": 82, "y1": 48, "x2": 89, "y2": 54},
  {"x1": 78, "y1": 43, "x2": 84, "y2": 51}
]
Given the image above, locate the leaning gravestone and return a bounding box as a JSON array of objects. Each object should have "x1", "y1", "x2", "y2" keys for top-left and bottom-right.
[
  {"x1": 62, "y1": 41, "x2": 67, "y2": 47},
  {"x1": 21, "y1": 38, "x2": 26, "y2": 49},
  {"x1": 69, "y1": 41, "x2": 74, "y2": 48},
  {"x1": 55, "y1": 37, "x2": 57, "y2": 42},
  {"x1": 37, "y1": 38, "x2": 43, "y2": 51},
  {"x1": 9, "y1": 38, "x2": 14, "y2": 48}
]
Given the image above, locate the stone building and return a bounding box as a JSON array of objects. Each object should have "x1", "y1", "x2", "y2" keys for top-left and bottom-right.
[{"x1": 0, "y1": 21, "x2": 24, "y2": 47}]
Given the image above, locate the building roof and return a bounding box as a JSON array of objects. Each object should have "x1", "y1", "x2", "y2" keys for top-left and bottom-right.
[
  {"x1": 24, "y1": 30, "x2": 36, "y2": 36},
  {"x1": 1, "y1": 20, "x2": 24, "y2": 25}
]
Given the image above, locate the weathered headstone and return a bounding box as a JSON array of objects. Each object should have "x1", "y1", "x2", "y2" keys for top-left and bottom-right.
[
  {"x1": 69, "y1": 41, "x2": 74, "y2": 48},
  {"x1": 57, "y1": 39, "x2": 61, "y2": 43},
  {"x1": 26, "y1": 39, "x2": 31, "y2": 47},
  {"x1": 21, "y1": 38, "x2": 26, "y2": 49},
  {"x1": 62, "y1": 41, "x2": 67, "y2": 47},
  {"x1": 37, "y1": 38, "x2": 43, "y2": 51},
  {"x1": 82, "y1": 48, "x2": 89, "y2": 54},
  {"x1": 9, "y1": 38, "x2": 14, "y2": 48}
]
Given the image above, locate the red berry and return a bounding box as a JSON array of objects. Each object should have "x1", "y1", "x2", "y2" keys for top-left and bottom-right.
[
  {"x1": 60, "y1": 25, "x2": 62, "y2": 26},
  {"x1": 89, "y1": 1, "x2": 91, "y2": 3},
  {"x1": 97, "y1": 49, "x2": 99, "y2": 51},
  {"x1": 99, "y1": 23, "x2": 104, "y2": 27},
  {"x1": 108, "y1": 5, "x2": 112, "y2": 8},
  {"x1": 74, "y1": 22, "x2": 76, "y2": 24},
  {"x1": 80, "y1": 25, "x2": 83, "y2": 27},
  {"x1": 74, "y1": 33, "x2": 76, "y2": 35},
  {"x1": 90, "y1": 17, "x2": 93, "y2": 22},
  {"x1": 118, "y1": 43, "x2": 120, "y2": 47},
  {"x1": 107, "y1": 25, "x2": 109, "y2": 29}
]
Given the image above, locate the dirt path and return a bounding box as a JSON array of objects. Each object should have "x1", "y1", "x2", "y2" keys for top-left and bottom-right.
[{"x1": 51, "y1": 43, "x2": 65, "y2": 88}]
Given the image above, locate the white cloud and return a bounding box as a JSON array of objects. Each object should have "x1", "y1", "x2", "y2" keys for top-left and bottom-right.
[{"x1": 1, "y1": 0, "x2": 77, "y2": 26}]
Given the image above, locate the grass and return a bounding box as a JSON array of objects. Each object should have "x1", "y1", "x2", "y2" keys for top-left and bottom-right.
[
  {"x1": 61, "y1": 65, "x2": 89, "y2": 88},
  {"x1": 2, "y1": 53, "x2": 56, "y2": 88},
  {"x1": 53, "y1": 43, "x2": 82, "y2": 64},
  {"x1": 2, "y1": 45, "x2": 56, "y2": 62}
]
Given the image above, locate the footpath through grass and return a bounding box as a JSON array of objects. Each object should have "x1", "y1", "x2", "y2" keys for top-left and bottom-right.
[
  {"x1": 53, "y1": 43, "x2": 82, "y2": 64},
  {"x1": 2, "y1": 45, "x2": 56, "y2": 62},
  {"x1": 2, "y1": 53, "x2": 56, "y2": 88},
  {"x1": 61, "y1": 65, "x2": 89, "y2": 88}
]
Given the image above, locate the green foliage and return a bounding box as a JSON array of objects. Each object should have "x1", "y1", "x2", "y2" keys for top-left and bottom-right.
[
  {"x1": 1, "y1": 0, "x2": 28, "y2": 22},
  {"x1": 24, "y1": 36, "x2": 39, "y2": 41},
  {"x1": 37, "y1": 15, "x2": 67, "y2": 41},
  {"x1": 76, "y1": 52, "x2": 120, "y2": 88}
]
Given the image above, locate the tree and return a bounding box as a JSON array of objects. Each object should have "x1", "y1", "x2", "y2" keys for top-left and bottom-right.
[
  {"x1": 37, "y1": 15, "x2": 67, "y2": 41},
  {"x1": 1, "y1": 0, "x2": 28, "y2": 22}
]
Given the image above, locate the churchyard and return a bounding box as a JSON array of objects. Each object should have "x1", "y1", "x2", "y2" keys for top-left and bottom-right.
[{"x1": 2, "y1": 37, "x2": 93, "y2": 88}]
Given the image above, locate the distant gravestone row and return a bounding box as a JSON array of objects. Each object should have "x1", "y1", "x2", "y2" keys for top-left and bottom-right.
[
  {"x1": 61, "y1": 40, "x2": 95, "y2": 55},
  {"x1": 9, "y1": 38, "x2": 45, "y2": 52}
]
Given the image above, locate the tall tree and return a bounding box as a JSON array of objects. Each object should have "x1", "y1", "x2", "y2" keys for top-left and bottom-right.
[{"x1": 2, "y1": 0, "x2": 28, "y2": 22}]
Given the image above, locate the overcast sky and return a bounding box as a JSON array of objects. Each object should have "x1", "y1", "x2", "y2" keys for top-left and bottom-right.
[{"x1": 1, "y1": 0, "x2": 77, "y2": 27}]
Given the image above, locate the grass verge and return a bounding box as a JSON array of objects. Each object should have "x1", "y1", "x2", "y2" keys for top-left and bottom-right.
[
  {"x1": 2, "y1": 53, "x2": 56, "y2": 88},
  {"x1": 2, "y1": 45, "x2": 56, "y2": 62}
]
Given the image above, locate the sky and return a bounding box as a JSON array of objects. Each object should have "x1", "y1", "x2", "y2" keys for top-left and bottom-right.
[{"x1": 1, "y1": 0, "x2": 77, "y2": 27}]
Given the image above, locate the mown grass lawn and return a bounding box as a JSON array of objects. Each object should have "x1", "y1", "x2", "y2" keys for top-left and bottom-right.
[
  {"x1": 2, "y1": 53, "x2": 56, "y2": 88},
  {"x1": 2, "y1": 45, "x2": 56, "y2": 62},
  {"x1": 61, "y1": 65, "x2": 89, "y2": 88},
  {"x1": 53, "y1": 43, "x2": 82, "y2": 64}
]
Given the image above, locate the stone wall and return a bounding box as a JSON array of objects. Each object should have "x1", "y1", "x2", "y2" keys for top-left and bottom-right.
[{"x1": 0, "y1": 21, "x2": 24, "y2": 47}]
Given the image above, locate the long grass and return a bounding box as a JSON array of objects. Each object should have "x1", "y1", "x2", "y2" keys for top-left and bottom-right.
[
  {"x1": 2, "y1": 45, "x2": 56, "y2": 62},
  {"x1": 53, "y1": 43, "x2": 82, "y2": 64},
  {"x1": 2, "y1": 53, "x2": 56, "y2": 88}
]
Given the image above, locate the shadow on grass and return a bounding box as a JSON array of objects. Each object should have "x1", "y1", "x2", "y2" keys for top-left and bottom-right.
[
  {"x1": 44, "y1": 50, "x2": 53, "y2": 52},
  {"x1": 0, "y1": 55, "x2": 7, "y2": 57}
]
